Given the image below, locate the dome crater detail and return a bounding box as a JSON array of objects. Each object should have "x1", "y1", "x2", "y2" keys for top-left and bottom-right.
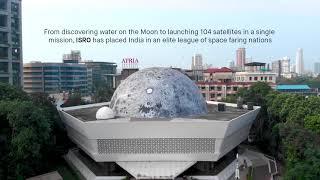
[{"x1": 110, "y1": 67, "x2": 207, "y2": 118}]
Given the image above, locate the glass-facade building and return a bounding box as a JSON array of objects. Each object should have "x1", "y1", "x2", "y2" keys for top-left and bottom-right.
[
  {"x1": 23, "y1": 62, "x2": 89, "y2": 95},
  {"x1": 84, "y1": 61, "x2": 117, "y2": 91},
  {"x1": 0, "y1": 0, "x2": 22, "y2": 86}
]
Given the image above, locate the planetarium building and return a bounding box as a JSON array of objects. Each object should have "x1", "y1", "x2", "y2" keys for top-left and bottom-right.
[{"x1": 58, "y1": 68, "x2": 260, "y2": 180}]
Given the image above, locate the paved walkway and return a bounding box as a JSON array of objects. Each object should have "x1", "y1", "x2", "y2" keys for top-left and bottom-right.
[{"x1": 237, "y1": 148, "x2": 277, "y2": 180}]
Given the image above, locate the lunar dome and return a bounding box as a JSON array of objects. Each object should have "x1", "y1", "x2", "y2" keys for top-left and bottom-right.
[{"x1": 110, "y1": 67, "x2": 207, "y2": 118}]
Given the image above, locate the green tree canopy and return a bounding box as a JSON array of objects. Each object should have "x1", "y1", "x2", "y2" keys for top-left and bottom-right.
[
  {"x1": 0, "y1": 83, "x2": 72, "y2": 179},
  {"x1": 305, "y1": 115, "x2": 320, "y2": 134}
]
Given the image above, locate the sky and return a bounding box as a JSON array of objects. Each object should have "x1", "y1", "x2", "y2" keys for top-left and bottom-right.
[{"x1": 22, "y1": 0, "x2": 320, "y2": 70}]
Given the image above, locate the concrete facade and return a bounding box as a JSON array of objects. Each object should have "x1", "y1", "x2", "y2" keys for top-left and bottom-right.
[
  {"x1": 23, "y1": 62, "x2": 89, "y2": 94},
  {"x1": 59, "y1": 101, "x2": 260, "y2": 179},
  {"x1": 58, "y1": 68, "x2": 260, "y2": 179},
  {"x1": 0, "y1": 0, "x2": 22, "y2": 86},
  {"x1": 234, "y1": 72, "x2": 276, "y2": 84}
]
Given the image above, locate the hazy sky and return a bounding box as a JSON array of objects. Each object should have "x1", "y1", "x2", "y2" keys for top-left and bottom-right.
[{"x1": 22, "y1": 0, "x2": 320, "y2": 70}]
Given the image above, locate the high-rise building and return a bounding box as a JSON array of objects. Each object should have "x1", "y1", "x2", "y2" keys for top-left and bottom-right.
[
  {"x1": 23, "y1": 62, "x2": 89, "y2": 95},
  {"x1": 272, "y1": 60, "x2": 281, "y2": 77},
  {"x1": 290, "y1": 64, "x2": 296, "y2": 73},
  {"x1": 236, "y1": 48, "x2": 246, "y2": 70},
  {"x1": 271, "y1": 57, "x2": 290, "y2": 77},
  {"x1": 63, "y1": 50, "x2": 81, "y2": 63},
  {"x1": 296, "y1": 48, "x2": 304, "y2": 75},
  {"x1": 83, "y1": 61, "x2": 117, "y2": 90},
  {"x1": 314, "y1": 62, "x2": 320, "y2": 75},
  {"x1": 87, "y1": 67, "x2": 93, "y2": 93},
  {"x1": 228, "y1": 60, "x2": 235, "y2": 69},
  {"x1": 191, "y1": 54, "x2": 203, "y2": 81},
  {"x1": 191, "y1": 54, "x2": 203, "y2": 70},
  {"x1": 281, "y1": 57, "x2": 290, "y2": 73},
  {"x1": 0, "y1": 0, "x2": 22, "y2": 86}
]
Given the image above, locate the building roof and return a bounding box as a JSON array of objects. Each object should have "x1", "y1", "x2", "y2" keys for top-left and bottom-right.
[
  {"x1": 276, "y1": 84, "x2": 310, "y2": 90},
  {"x1": 64, "y1": 103, "x2": 250, "y2": 122},
  {"x1": 196, "y1": 81, "x2": 253, "y2": 86},
  {"x1": 244, "y1": 62, "x2": 266, "y2": 66},
  {"x1": 204, "y1": 67, "x2": 233, "y2": 73},
  {"x1": 84, "y1": 61, "x2": 117, "y2": 65}
]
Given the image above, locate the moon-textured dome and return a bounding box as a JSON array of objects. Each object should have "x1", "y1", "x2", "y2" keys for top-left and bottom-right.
[{"x1": 110, "y1": 67, "x2": 207, "y2": 118}]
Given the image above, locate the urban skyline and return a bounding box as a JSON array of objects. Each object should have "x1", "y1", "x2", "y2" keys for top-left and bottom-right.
[{"x1": 26, "y1": 48, "x2": 320, "y2": 76}]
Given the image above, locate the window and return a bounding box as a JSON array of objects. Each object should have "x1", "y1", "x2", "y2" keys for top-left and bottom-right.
[
  {"x1": 233, "y1": 87, "x2": 238, "y2": 91},
  {"x1": 227, "y1": 86, "x2": 231, "y2": 90},
  {"x1": 201, "y1": 86, "x2": 206, "y2": 90},
  {"x1": 0, "y1": 31, "x2": 8, "y2": 44},
  {"x1": 202, "y1": 93, "x2": 206, "y2": 98},
  {"x1": 11, "y1": 2, "x2": 18, "y2": 12},
  {"x1": 265, "y1": 76, "x2": 267, "y2": 80},
  {"x1": 210, "y1": 94, "x2": 215, "y2": 98},
  {"x1": 217, "y1": 93, "x2": 222, "y2": 97},
  {"x1": 0, "y1": 77, "x2": 8, "y2": 83},
  {"x1": 44, "y1": 66, "x2": 59, "y2": 70},
  {"x1": 24, "y1": 66, "x2": 42, "y2": 70},
  {"x1": 260, "y1": 77, "x2": 263, "y2": 81},
  {"x1": 0, "y1": 14, "x2": 7, "y2": 27},
  {"x1": 0, "y1": 62, "x2": 8, "y2": 73},
  {"x1": 12, "y1": 74, "x2": 20, "y2": 86},
  {"x1": 24, "y1": 72, "x2": 42, "y2": 75},
  {"x1": 217, "y1": 86, "x2": 222, "y2": 91},
  {"x1": 12, "y1": 62, "x2": 20, "y2": 74},
  {"x1": 0, "y1": 0, "x2": 7, "y2": 10},
  {"x1": 0, "y1": 47, "x2": 8, "y2": 59},
  {"x1": 12, "y1": 48, "x2": 20, "y2": 60},
  {"x1": 11, "y1": 17, "x2": 19, "y2": 32},
  {"x1": 11, "y1": 33, "x2": 20, "y2": 46},
  {"x1": 209, "y1": 86, "x2": 215, "y2": 91},
  {"x1": 24, "y1": 82, "x2": 42, "y2": 85},
  {"x1": 45, "y1": 77, "x2": 59, "y2": 80},
  {"x1": 45, "y1": 82, "x2": 59, "y2": 86},
  {"x1": 254, "y1": 77, "x2": 258, "y2": 81},
  {"x1": 249, "y1": 77, "x2": 252, "y2": 81},
  {"x1": 269, "y1": 76, "x2": 273, "y2": 80},
  {"x1": 44, "y1": 71, "x2": 59, "y2": 76},
  {"x1": 24, "y1": 77, "x2": 42, "y2": 80}
]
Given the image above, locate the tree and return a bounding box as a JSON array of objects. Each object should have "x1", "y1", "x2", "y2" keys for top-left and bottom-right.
[
  {"x1": 222, "y1": 95, "x2": 237, "y2": 103},
  {"x1": 234, "y1": 81, "x2": 320, "y2": 178},
  {"x1": 29, "y1": 93, "x2": 73, "y2": 162},
  {"x1": 304, "y1": 115, "x2": 320, "y2": 134},
  {"x1": 0, "y1": 101, "x2": 51, "y2": 179},
  {"x1": 61, "y1": 92, "x2": 86, "y2": 107},
  {"x1": 285, "y1": 146, "x2": 320, "y2": 180},
  {"x1": 0, "y1": 83, "x2": 28, "y2": 101},
  {"x1": 236, "y1": 82, "x2": 273, "y2": 148},
  {"x1": 237, "y1": 82, "x2": 272, "y2": 106},
  {"x1": 93, "y1": 87, "x2": 114, "y2": 103},
  {"x1": 0, "y1": 84, "x2": 73, "y2": 179}
]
